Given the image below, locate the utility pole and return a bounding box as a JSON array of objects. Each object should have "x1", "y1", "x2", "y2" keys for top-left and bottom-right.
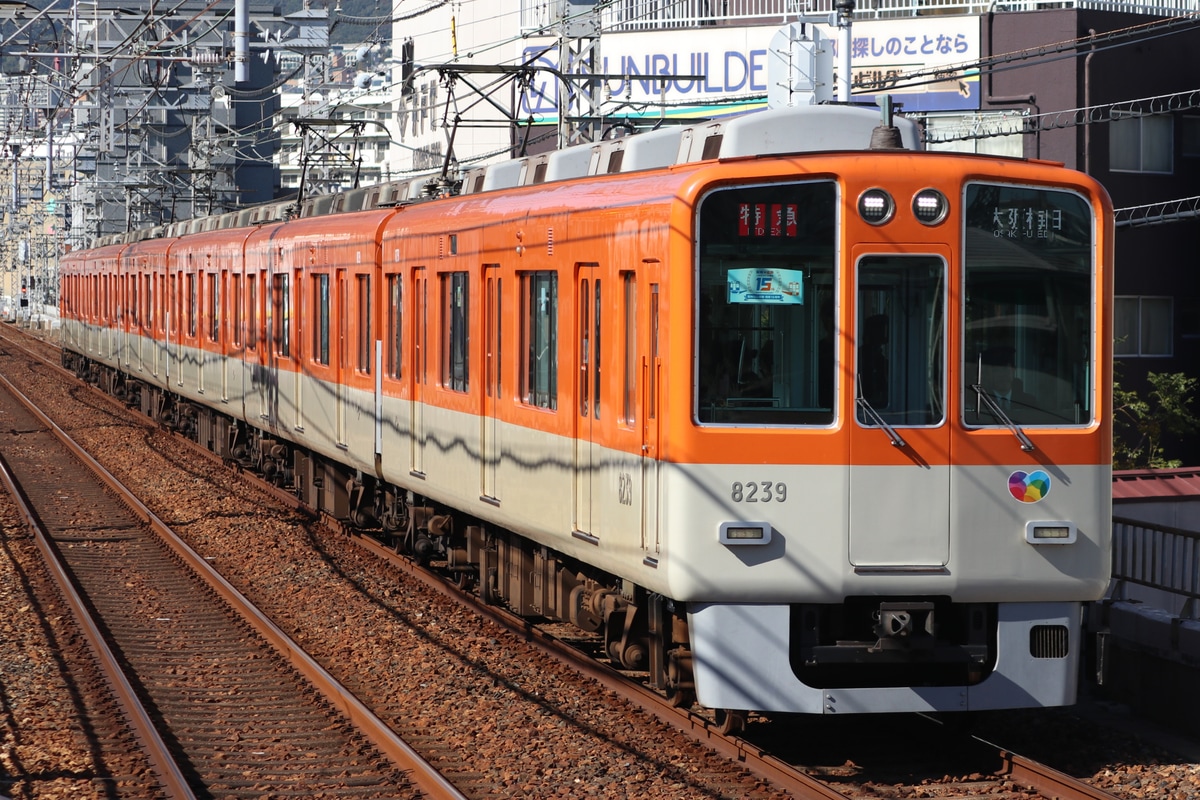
[
  {"x1": 835, "y1": 0, "x2": 855, "y2": 103},
  {"x1": 557, "y1": 0, "x2": 602, "y2": 148}
]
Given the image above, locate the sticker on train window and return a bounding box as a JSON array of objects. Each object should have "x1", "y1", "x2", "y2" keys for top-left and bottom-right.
[{"x1": 727, "y1": 268, "x2": 804, "y2": 305}]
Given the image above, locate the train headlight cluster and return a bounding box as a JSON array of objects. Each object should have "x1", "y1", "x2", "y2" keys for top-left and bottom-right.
[
  {"x1": 857, "y1": 188, "x2": 951, "y2": 226},
  {"x1": 719, "y1": 522, "x2": 772, "y2": 546},
  {"x1": 912, "y1": 189, "x2": 949, "y2": 225},
  {"x1": 1025, "y1": 521, "x2": 1077, "y2": 545},
  {"x1": 857, "y1": 188, "x2": 895, "y2": 225}
]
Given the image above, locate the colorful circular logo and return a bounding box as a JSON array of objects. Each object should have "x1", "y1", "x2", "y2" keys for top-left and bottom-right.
[{"x1": 1009, "y1": 470, "x2": 1050, "y2": 503}]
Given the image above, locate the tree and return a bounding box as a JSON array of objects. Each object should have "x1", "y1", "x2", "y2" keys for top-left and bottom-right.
[{"x1": 1112, "y1": 370, "x2": 1199, "y2": 469}]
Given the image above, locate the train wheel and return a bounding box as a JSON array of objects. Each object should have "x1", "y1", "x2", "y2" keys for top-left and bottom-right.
[
  {"x1": 714, "y1": 708, "x2": 746, "y2": 736},
  {"x1": 665, "y1": 686, "x2": 695, "y2": 709}
]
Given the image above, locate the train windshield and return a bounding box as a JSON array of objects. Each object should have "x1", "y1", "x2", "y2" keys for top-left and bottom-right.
[
  {"x1": 695, "y1": 181, "x2": 837, "y2": 425},
  {"x1": 856, "y1": 256, "x2": 946, "y2": 428},
  {"x1": 962, "y1": 183, "x2": 1094, "y2": 427}
]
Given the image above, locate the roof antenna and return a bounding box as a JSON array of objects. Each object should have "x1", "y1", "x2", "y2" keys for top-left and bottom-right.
[{"x1": 870, "y1": 94, "x2": 906, "y2": 150}]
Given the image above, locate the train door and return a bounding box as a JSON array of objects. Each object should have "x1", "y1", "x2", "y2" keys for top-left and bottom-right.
[
  {"x1": 847, "y1": 249, "x2": 950, "y2": 568},
  {"x1": 481, "y1": 265, "x2": 501, "y2": 501},
  {"x1": 173, "y1": 268, "x2": 185, "y2": 388},
  {"x1": 248, "y1": 271, "x2": 264, "y2": 423},
  {"x1": 198, "y1": 269, "x2": 208, "y2": 396},
  {"x1": 184, "y1": 269, "x2": 196, "y2": 391},
  {"x1": 292, "y1": 264, "x2": 303, "y2": 431},
  {"x1": 640, "y1": 278, "x2": 662, "y2": 556},
  {"x1": 336, "y1": 268, "x2": 349, "y2": 446},
  {"x1": 153, "y1": 271, "x2": 162, "y2": 378},
  {"x1": 410, "y1": 267, "x2": 427, "y2": 476},
  {"x1": 143, "y1": 271, "x2": 152, "y2": 375},
  {"x1": 574, "y1": 265, "x2": 602, "y2": 540},
  {"x1": 263, "y1": 263, "x2": 285, "y2": 434},
  {"x1": 227, "y1": 272, "x2": 240, "y2": 406},
  {"x1": 262, "y1": 269, "x2": 274, "y2": 429}
]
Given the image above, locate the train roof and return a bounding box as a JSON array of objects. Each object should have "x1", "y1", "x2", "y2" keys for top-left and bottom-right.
[{"x1": 93, "y1": 104, "x2": 922, "y2": 249}]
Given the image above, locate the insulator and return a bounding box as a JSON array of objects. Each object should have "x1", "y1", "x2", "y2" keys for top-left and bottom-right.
[{"x1": 190, "y1": 51, "x2": 225, "y2": 66}]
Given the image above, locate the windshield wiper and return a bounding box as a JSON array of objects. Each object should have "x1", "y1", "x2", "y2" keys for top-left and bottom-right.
[
  {"x1": 856, "y1": 391, "x2": 906, "y2": 448},
  {"x1": 971, "y1": 384, "x2": 1035, "y2": 452}
]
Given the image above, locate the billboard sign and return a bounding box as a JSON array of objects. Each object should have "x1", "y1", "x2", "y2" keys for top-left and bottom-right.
[{"x1": 519, "y1": 17, "x2": 979, "y2": 120}]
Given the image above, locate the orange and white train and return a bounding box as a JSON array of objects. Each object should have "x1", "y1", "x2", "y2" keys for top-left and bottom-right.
[{"x1": 60, "y1": 104, "x2": 1114, "y2": 723}]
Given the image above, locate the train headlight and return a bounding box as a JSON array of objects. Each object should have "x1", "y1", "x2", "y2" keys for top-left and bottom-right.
[
  {"x1": 857, "y1": 189, "x2": 895, "y2": 225},
  {"x1": 719, "y1": 522, "x2": 772, "y2": 546},
  {"x1": 1025, "y1": 521, "x2": 1077, "y2": 545},
  {"x1": 912, "y1": 189, "x2": 949, "y2": 225}
]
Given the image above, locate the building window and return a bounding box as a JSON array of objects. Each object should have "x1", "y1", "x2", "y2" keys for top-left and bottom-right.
[
  {"x1": 521, "y1": 271, "x2": 557, "y2": 409},
  {"x1": 1183, "y1": 116, "x2": 1200, "y2": 158},
  {"x1": 443, "y1": 271, "x2": 469, "y2": 392},
  {"x1": 314, "y1": 274, "x2": 330, "y2": 365},
  {"x1": 1115, "y1": 296, "x2": 1173, "y2": 357},
  {"x1": 1110, "y1": 114, "x2": 1173, "y2": 173}
]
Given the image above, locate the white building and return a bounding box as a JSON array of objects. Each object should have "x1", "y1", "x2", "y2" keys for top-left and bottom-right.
[{"x1": 290, "y1": 0, "x2": 1165, "y2": 191}]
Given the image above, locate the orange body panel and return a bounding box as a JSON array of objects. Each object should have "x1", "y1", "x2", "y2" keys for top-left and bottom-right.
[{"x1": 61, "y1": 150, "x2": 1113, "y2": 473}]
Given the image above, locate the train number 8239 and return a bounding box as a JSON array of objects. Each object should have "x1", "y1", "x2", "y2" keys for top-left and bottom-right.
[{"x1": 731, "y1": 481, "x2": 788, "y2": 503}]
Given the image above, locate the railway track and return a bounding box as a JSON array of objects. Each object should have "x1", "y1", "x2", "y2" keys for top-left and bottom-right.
[
  {"x1": 0, "y1": 324, "x2": 1166, "y2": 800},
  {"x1": 0, "y1": 357, "x2": 462, "y2": 797}
]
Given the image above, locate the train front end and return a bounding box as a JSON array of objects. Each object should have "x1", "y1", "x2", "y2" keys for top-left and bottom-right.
[{"x1": 664, "y1": 151, "x2": 1113, "y2": 714}]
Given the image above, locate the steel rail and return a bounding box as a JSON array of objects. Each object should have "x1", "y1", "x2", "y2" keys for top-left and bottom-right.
[
  {"x1": 997, "y1": 747, "x2": 1127, "y2": 800},
  {"x1": 7, "y1": 328, "x2": 1131, "y2": 800},
  {"x1": 0, "y1": 368, "x2": 468, "y2": 800},
  {"x1": 0, "y1": 376, "x2": 197, "y2": 800},
  {"x1": 347, "y1": 532, "x2": 855, "y2": 800}
]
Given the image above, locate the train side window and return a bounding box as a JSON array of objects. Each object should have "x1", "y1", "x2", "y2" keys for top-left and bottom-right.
[
  {"x1": 356, "y1": 274, "x2": 371, "y2": 374},
  {"x1": 442, "y1": 271, "x2": 469, "y2": 392},
  {"x1": 622, "y1": 272, "x2": 636, "y2": 424},
  {"x1": 579, "y1": 279, "x2": 590, "y2": 417},
  {"x1": 247, "y1": 275, "x2": 257, "y2": 351},
  {"x1": 156, "y1": 274, "x2": 164, "y2": 334},
  {"x1": 167, "y1": 274, "x2": 175, "y2": 333},
  {"x1": 272, "y1": 273, "x2": 290, "y2": 357},
  {"x1": 144, "y1": 274, "x2": 153, "y2": 331},
  {"x1": 521, "y1": 270, "x2": 557, "y2": 410},
  {"x1": 313, "y1": 274, "x2": 330, "y2": 366},
  {"x1": 485, "y1": 269, "x2": 501, "y2": 399},
  {"x1": 593, "y1": 279, "x2": 601, "y2": 419},
  {"x1": 413, "y1": 271, "x2": 426, "y2": 384},
  {"x1": 386, "y1": 274, "x2": 402, "y2": 378},
  {"x1": 232, "y1": 276, "x2": 243, "y2": 347},
  {"x1": 208, "y1": 273, "x2": 220, "y2": 342},
  {"x1": 188, "y1": 272, "x2": 198, "y2": 338},
  {"x1": 650, "y1": 283, "x2": 659, "y2": 420}
]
